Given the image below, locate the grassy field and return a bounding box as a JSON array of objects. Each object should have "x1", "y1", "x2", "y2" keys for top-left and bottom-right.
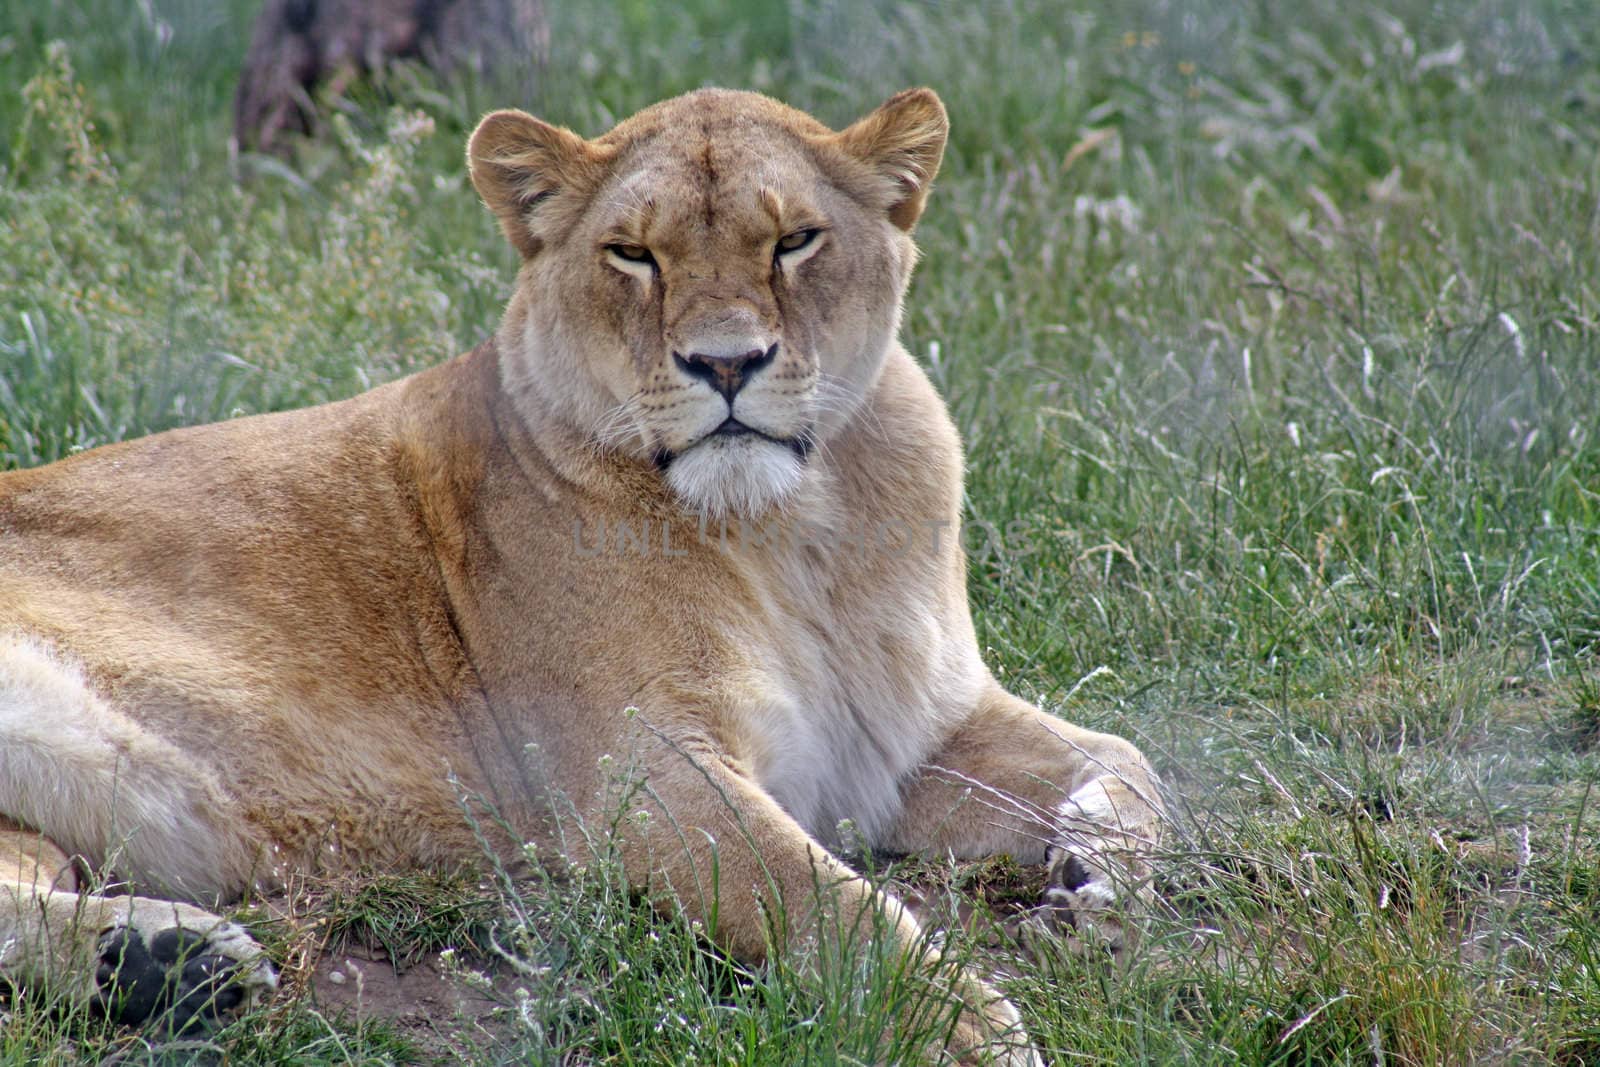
[{"x1": 3, "y1": 0, "x2": 1599, "y2": 1062}]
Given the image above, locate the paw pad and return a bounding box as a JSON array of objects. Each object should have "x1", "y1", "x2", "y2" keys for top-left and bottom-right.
[
  {"x1": 1049, "y1": 851, "x2": 1095, "y2": 893},
  {"x1": 1018, "y1": 846, "x2": 1131, "y2": 958},
  {"x1": 94, "y1": 927, "x2": 250, "y2": 1032}
]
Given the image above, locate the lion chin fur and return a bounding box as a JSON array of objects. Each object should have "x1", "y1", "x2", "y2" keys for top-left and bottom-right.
[
  {"x1": 663, "y1": 436, "x2": 809, "y2": 518},
  {"x1": 0, "y1": 87, "x2": 1160, "y2": 1063}
]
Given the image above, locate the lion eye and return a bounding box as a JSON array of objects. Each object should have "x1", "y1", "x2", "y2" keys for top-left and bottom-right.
[
  {"x1": 776, "y1": 229, "x2": 819, "y2": 256},
  {"x1": 606, "y1": 243, "x2": 657, "y2": 269}
]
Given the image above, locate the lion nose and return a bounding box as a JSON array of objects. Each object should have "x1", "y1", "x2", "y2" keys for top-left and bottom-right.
[{"x1": 673, "y1": 343, "x2": 778, "y2": 401}]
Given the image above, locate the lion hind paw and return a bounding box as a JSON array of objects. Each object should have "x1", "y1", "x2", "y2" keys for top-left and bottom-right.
[{"x1": 94, "y1": 908, "x2": 275, "y2": 1032}]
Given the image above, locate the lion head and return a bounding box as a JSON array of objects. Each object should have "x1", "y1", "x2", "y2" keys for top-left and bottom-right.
[{"x1": 467, "y1": 87, "x2": 947, "y2": 517}]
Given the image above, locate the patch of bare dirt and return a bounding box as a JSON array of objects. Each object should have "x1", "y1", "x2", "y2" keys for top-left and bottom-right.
[{"x1": 307, "y1": 944, "x2": 508, "y2": 1062}]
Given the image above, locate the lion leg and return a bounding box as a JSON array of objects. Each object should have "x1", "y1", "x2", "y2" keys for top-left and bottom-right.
[
  {"x1": 0, "y1": 636, "x2": 275, "y2": 1029},
  {"x1": 0, "y1": 816, "x2": 277, "y2": 1032},
  {"x1": 883, "y1": 685, "x2": 1163, "y2": 955},
  {"x1": 0, "y1": 633, "x2": 263, "y2": 901},
  {"x1": 620, "y1": 737, "x2": 1041, "y2": 1067}
]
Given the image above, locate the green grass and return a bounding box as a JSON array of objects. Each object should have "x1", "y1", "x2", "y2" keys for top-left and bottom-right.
[{"x1": 2, "y1": 0, "x2": 1598, "y2": 1062}]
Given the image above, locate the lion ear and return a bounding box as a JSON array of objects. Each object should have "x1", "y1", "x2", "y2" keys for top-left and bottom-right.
[
  {"x1": 467, "y1": 109, "x2": 610, "y2": 259},
  {"x1": 834, "y1": 88, "x2": 948, "y2": 231}
]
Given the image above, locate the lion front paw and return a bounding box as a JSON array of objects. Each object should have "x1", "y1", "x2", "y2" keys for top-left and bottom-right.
[
  {"x1": 94, "y1": 902, "x2": 276, "y2": 1032},
  {"x1": 1024, "y1": 772, "x2": 1161, "y2": 960},
  {"x1": 1030, "y1": 844, "x2": 1135, "y2": 957}
]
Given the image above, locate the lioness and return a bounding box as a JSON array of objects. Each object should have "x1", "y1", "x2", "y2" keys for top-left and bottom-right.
[{"x1": 0, "y1": 88, "x2": 1161, "y2": 1062}]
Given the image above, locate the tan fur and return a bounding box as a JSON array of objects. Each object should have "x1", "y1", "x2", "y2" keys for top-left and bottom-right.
[{"x1": 0, "y1": 89, "x2": 1160, "y2": 1062}]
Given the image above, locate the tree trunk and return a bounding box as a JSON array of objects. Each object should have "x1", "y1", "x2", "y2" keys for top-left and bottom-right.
[{"x1": 234, "y1": 0, "x2": 548, "y2": 153}]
